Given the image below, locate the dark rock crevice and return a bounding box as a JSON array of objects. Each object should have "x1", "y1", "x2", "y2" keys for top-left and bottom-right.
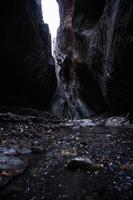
[
  {"x1": 0, "y1": 0, "x2": 57, "y2": 109},
  {"x1": 73, "y1": 0, "x2": 106, "y2": 30}
]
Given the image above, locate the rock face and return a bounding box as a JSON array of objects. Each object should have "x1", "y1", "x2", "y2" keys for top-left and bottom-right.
[
  {"x1": 0, "y1": 0, "x2": 57, "y2": 109},
  {"x1": 1, "y1": 0, "x2": 133, "y2": 118},
  {"x1": 56, "y1": 0, "x2": 133, "y2": 117}
]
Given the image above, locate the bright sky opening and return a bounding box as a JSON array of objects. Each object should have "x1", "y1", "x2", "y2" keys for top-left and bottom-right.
[{"x1": 42, "y1": 0, "x2": 60, "y2": 47}]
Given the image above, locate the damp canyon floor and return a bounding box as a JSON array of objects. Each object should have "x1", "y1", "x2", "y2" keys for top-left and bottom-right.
[{"x1": 0, "y1": 108, "x2": 133, "y2": 200}]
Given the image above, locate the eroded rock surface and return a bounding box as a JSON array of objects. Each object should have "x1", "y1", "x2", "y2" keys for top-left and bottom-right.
[
  {"x1": 56, "y1": 0, "x2": 133, "y2": 117},
  {"x1": 0, "y1": 0, "x2": 57, "y2": 108}
]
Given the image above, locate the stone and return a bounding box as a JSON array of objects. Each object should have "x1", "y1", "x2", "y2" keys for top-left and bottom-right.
[
  {"x1": 67, "y1": 157, "x2": 104, "y2": 171},
  {"x1": 0, "y1": 0, "x2": 57, "y2": 109},
  {"x1": 0, "y1": 145, "x2": 32, "y2": 156},
  {"x1": 105, "y1": 116, "x2": 130, "y2": 127},
  {"x1": 56, "y1": 0, "x2": 133, "y2": 117}
]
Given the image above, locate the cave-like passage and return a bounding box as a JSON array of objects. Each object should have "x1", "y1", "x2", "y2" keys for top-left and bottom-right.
[{"x1": 42, "y1": 0, "x2": 60, "y2": 54}]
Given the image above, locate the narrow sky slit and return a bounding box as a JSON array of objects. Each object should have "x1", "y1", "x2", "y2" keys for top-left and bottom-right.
[{"x1": 42, "y1": 0, "x2": 60, "y2": 52}]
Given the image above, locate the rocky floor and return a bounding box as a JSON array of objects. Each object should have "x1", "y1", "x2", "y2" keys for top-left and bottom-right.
[{"x1": 0, "y1": 107, "x2": 133, "y2": 200}]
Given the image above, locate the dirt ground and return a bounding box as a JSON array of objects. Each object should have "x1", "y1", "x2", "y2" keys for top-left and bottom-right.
[{"x1": 0, "y1": 107, "x2": 133, "y2": 200}]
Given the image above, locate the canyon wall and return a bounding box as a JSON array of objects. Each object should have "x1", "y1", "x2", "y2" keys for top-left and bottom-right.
[
  {"x1": 1, "y1": 0, "x2": 133, "y2": 118},
  {"x1": 56, "y1": 0, "x2": 133, "y2": 117},
  {"x1": 0, "y1": 0, "x2": 57, "y2": 109}
]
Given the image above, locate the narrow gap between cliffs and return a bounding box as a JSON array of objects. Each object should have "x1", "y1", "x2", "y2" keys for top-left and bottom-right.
[
  {"x1": 41, "y1": 0, "x2": 94, "y2": 120},
  {"x1": 41, "y1": 0, "x2": 60, "y2": 55},
  {"x1": 41, "y1": 0, "x2": 95, "y2": 120},
  {"x1": 41, "y1": 0, "x2": 70, "y2": 119}
]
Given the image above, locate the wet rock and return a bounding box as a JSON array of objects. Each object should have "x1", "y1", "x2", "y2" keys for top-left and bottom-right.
[
  {"x1": 0, "y1": 145, "x2": 32, "y2": 156},
  {"x1": 105, "y1": 116, "x2": 130, "y2": 127},
  {"x1": 0, "y1": 154, "x2": 24, "y2": 171},
  {"x1": 0, "y1": 144, "x2": 39, "y2": 191},
  {"x1": 0, "y1": 144, "x2": 46, "y2": 156},
  {"x1": 0, "y1": 153, "x2": 27, "y2": 191},
  {"x1": 60, "y1": 116, "x2": 130, "y2": 129},
  {"x1": 72, "y1": 119, "x2": 95, "y2": 127},
  {"x1": 0, "y1": 147, "x2": 17, "y2": 156},
  {"x1": 0, "y1": 145, "x2": 33, "y2": 182}
]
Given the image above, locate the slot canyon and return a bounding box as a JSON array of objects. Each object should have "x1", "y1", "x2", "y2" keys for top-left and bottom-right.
[{"x1": 0, "y1": 0, "x2": 133, "y2": 199}]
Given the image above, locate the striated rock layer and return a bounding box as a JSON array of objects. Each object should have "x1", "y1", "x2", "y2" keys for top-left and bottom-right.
[
  {"x1": 56, "y1": 0, "x2": 133, "y2": 118},
  {"x1": 0, "y1": 0, "x2": 57, "y2": 109}
]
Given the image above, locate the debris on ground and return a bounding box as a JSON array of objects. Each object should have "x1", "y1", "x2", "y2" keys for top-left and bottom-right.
[{"x1": 0, "y1": 109, "x2": 133, "y2": 200}]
